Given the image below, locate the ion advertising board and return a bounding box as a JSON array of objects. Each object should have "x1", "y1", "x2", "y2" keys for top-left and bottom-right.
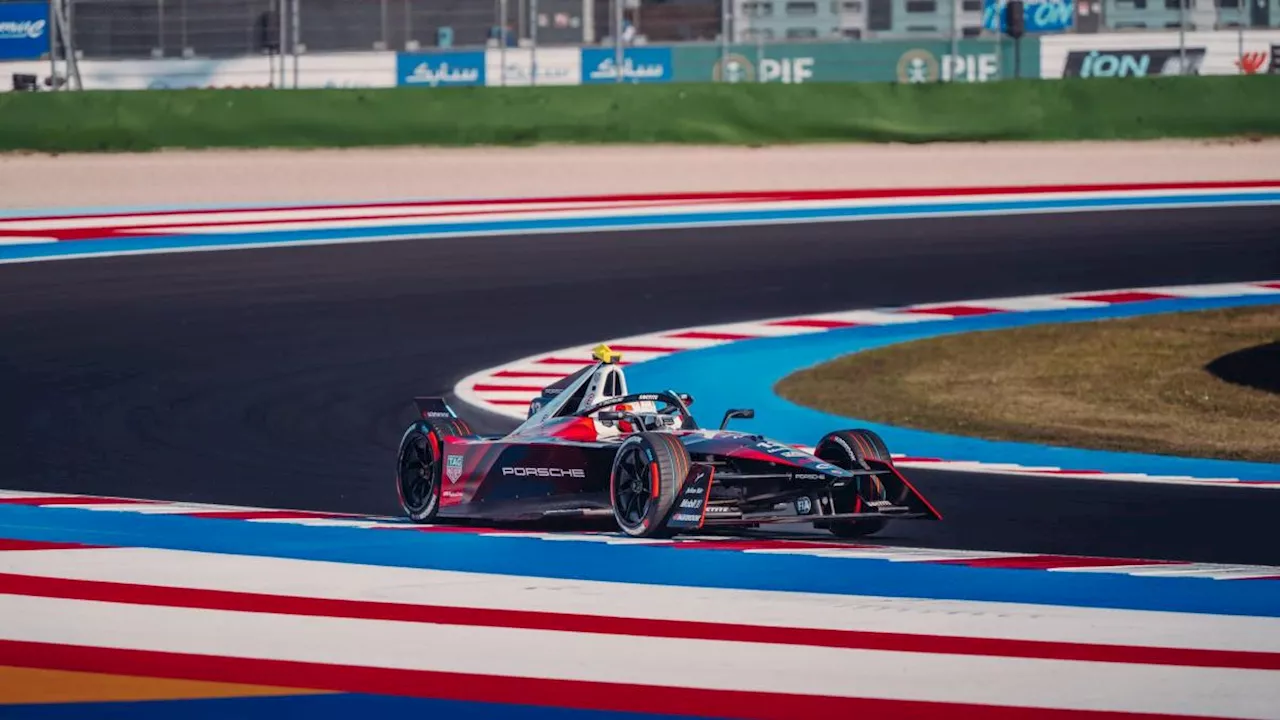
[
  {"x1": 1040, "y1": 30, "x2": 1280, "y2": 78},
  {"x1": 0, "y1": 2, "x2": 49, "y2": 60}
]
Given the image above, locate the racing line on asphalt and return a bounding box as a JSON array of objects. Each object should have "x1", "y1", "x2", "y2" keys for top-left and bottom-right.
[{"x1": 1, "y1": 205, "x2": 1278, "y2": 565}]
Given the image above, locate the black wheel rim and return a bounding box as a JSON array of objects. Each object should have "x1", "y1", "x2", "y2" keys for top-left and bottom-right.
[
  {"x1": 615, "y1": 444, "x2": 653, "y2": 527},
  {"x1": 399, "y1": 431, "x2": 436, "y2": 512}
]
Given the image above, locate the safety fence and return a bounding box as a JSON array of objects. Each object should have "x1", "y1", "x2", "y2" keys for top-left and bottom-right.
[
  {"x1": 3, "y1": 29, "x2": 1277, "y2": 90},
  {"x1": 2, "y1": 0, "x2": 1278, "y2": 60}
]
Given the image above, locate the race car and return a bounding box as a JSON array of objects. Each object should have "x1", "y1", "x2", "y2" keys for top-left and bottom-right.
[{"x1": 394, "y1": 345, "x2": 941, "y2": 538}]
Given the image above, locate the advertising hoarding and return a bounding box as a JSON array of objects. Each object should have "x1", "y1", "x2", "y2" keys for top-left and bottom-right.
[
  {"x1": 0, "y1": 52, "x2": 396, "y2": 91},
  {"x1": 1040, "y1": 30, "x2": 1280, "y2": 78},
  {"x1": 0, "y1": 2, "x2": 48, "y2": 61},
  {"x1": 580, "y1": 47, "x2": 672, "y2": 83},
  {"x1": 397, "y1": 51, "x2": 485, "y2": 87},
  {"x1": 486, "y1": 47, "x2": 580, "y2": 86},
  {"x1": 294, "y1": 52, "x2": 396, "y2": 88},
  {"x1": 674, "y1": 39, "x2": 1040, "y2": 84},
  {"x1": 982, "y1": 0, "x2": 1075, "y2": 34}
]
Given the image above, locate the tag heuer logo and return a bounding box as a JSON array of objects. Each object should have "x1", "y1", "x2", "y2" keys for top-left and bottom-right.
[{"x1": 446, "y1": 455, "x2": 464, "y2": 483}]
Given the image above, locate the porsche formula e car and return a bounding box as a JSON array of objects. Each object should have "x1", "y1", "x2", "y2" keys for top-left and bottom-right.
[{"x1": 395, "y1": 345, "x2": 941, "y2": 538}]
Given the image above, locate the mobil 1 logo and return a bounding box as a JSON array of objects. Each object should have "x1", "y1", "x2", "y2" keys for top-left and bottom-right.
[{"x1": 664, "y1": 464, "x2": 714, "y2": 531}]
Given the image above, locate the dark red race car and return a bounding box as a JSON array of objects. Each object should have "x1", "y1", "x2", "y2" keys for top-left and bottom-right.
[{"x1": 395, "y1": 345, "x2": 941, "y2": 538}]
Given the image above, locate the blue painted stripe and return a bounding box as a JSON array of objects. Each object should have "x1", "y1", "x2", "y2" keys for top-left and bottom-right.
[
  {"x1": 3, "y1": 190, "x2": 1278, "y2": 262},
  {"x1": 0, "y1": 693, "x2": 694, "y2": 720},
  {"x1": 629, "y1": 294, "x2": 1280, "y2": 481},
  {"x1": 1, "y1": 504, "x2": 1278, "y2": 617}
]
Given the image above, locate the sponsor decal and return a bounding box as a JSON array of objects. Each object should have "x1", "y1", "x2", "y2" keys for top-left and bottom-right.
[
  {"x1": 817, "y1": 462, "x2": 851, "y2": 476},
  {"x1": 665, "y1": 464, "x2": 713, "y2": 530},
  {"x1": 486, "y1": 47, "x2": 581, "y2": 86},
  {"x1": 426, "y1": 411, "x2": 451, "y2": 419},
  {"x1": 983, "y1": 0, "x2": 1074, "y2": 34},
  {"x1": 527, "y1": 398, "x2": 545, "y2": 419},
  {"x1": 0, "y1": 2, "x2": 48, "y2": 61},
  {"x1": 795, "y1": 496, "x2": 813, "y2": 515},
  {"x1": 898, "y1": 49, "x2": 939, "y2": 83},
  {"x1": 898, "y1": 48, "x2": 999, "y2": 83},
  {"x1": 581, "y1": 47, "x2": 672, "y2": 84},
  {"x1": 794, "y1": 473, "x2": 823, "y2": 480},
  {"x1": 831, "y1": 436, "x2": 855, "y2": 458},
  {"x1": 712, "y1": 53, "x2": 815, "y2": 84},
  {"x1": 1238, "y1": 51, "x2": 1268, "y2": 75},
  {"x1": 1062, "y1": 48, "x2": 1205, "y2": 78},
  {"x1": 396, "y1": 51, "x2": 485, "y2": 87},
  {"x1": 0, "y1": 18, "x2": 43, "y2": 39},
  {"x1": 446, "y1": 455, "x2": 465, "y2": 483},
  {"x1": 502, "y1": 466, "x2": 586, "y2": 478},
  {"x1": 754, "y1": 440, "x2": 808, "y2": 459},
  {"x1": 1237, "y1": 46, "x2": 1279, "y2": 76}
]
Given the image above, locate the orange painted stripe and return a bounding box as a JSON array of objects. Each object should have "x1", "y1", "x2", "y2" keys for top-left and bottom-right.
[{"x1": 0, "y1": 665, "x2": 331, "y2": 705}]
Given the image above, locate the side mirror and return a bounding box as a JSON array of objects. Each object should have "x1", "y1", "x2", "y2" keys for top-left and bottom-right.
[
  {"x1": 597, "y1": 411, "x2": 622, "y2": 422},
  {"x1": 719, "y1": 408, "x2": 755, "y2": 430}
]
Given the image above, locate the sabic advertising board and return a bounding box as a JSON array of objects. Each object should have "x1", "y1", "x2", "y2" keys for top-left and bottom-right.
[
  {"x1": 1040, "y1": 30, "x2": 1280, "y2": 78},
  {"x1": 485, "y1": 47, "x2": 580, "y2": 86},
  {"x1": 397, "y1": 51, "x2": 485, "y2": 87},
  {"x1": 580, "y1": 47, "x2": 672, "y2": 83},
  {"x1": 0, "y1": 2, "x2": 48, "y2": 61}
]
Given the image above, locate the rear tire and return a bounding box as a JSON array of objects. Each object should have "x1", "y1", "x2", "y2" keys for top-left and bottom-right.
[
  {"x1": 610, "y1": 432, "x2": 688, "y2": 538},
  {"x1": 813, "y1": 429, "x2": 897, "y2": 538},
  {"x1": 395, "y1": 417, "x2": 474, "y2": 523}
]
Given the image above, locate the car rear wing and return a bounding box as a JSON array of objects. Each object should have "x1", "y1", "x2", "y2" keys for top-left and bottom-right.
[{"x1": 413, "y1": 396, "x2": 459, "y2": 421}]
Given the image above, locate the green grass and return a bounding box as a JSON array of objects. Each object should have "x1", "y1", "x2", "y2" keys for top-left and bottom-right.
[{"x1": 2, "y1": 75, "x2": 1279, "y2": 152}]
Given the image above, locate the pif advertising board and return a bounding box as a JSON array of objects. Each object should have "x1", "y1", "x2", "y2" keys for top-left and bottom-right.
[{"x1": 0, "y1": 2, "x2": 49, "y2": 60}]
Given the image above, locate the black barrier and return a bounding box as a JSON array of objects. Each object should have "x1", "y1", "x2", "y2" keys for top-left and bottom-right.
[{"x1": 11, "y1": 74, "x2": 38, "y2": 92}]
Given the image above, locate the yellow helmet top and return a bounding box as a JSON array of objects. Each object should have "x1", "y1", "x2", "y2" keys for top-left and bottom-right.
[{"x1": 591, "y1": 344, "x2": 623, "y2": 364}]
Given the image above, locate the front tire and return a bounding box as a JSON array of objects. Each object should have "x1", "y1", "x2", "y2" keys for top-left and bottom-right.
[
  {"x1": 610, "y1": 432, "x2": 688, "y2": 538},
  {"x1": 813, "y1": 429, "x2": 898, "y2": 538}
]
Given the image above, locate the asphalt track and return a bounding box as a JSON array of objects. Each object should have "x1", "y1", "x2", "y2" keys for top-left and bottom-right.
[{"x1": 2, "y1": 206, "x2": 1279, "y2": 565}]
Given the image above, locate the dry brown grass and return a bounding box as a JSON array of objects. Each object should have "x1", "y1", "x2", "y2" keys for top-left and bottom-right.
[{"x1": 775, "y1": 305, "x2": 1280, "y2": 463}]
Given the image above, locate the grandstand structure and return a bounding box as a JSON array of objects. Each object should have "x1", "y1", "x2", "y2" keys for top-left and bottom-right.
[
  {"x1": 0, "y1": 0, "x2": 1273, "y2": 59},
  {"x1": 723, "y1": 0, "x2": 1270, "y2": 41}
]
